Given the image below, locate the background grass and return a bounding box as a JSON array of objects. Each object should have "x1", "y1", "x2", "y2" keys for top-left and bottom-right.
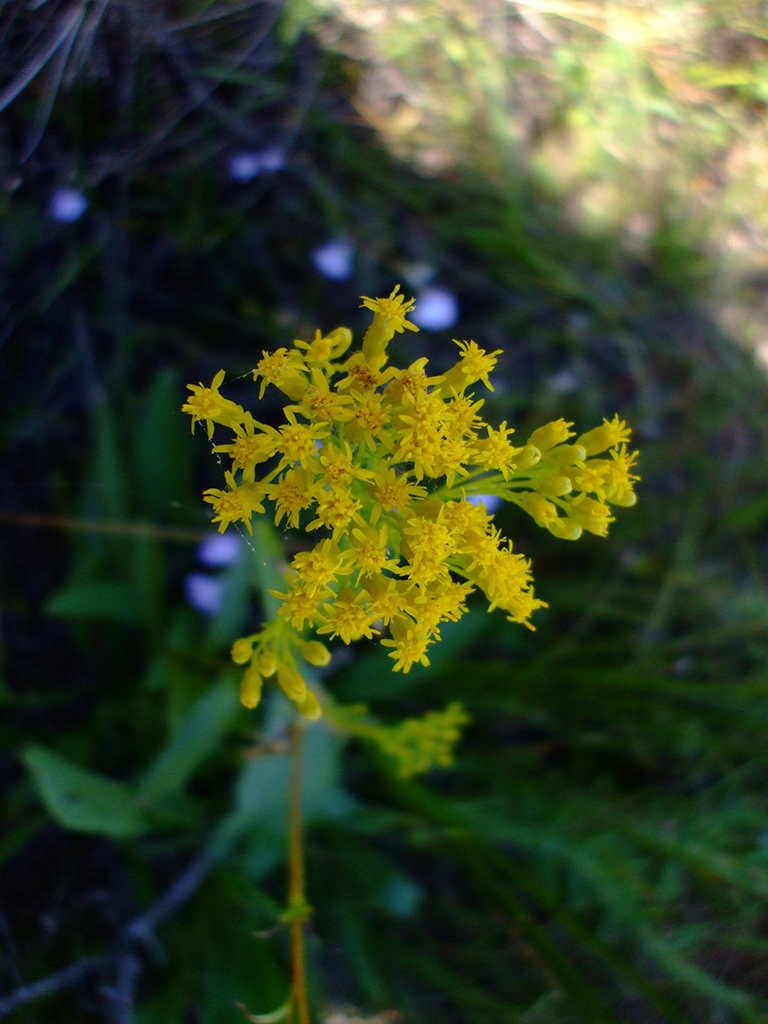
[{"x1": 3, "y1": 1, "x2": 768, "y2": 1021}]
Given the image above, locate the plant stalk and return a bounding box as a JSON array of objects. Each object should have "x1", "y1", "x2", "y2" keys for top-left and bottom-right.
[{"x1": 288, "y1": 720, "x2": 310, "y2": 1024}]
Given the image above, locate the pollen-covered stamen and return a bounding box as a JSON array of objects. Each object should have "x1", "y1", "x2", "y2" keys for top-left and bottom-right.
[
  {"x1": 336, "y1": 358, "x2": 384, "y2": 393},
  {"x1": 316, "y1": 587, "x2": 380, "y2": 644},
  {"x1": 268, "y1": 468, "x2": 315, "y2": 528},
  {"x1": 277, "y1": 413, "x2": 329, "y2": 467},
  {"x1": 380, "y1": 615, "x2": 432, "y2": 673},
  {"x1": 360, "y1": 285, "x2": 419, "y2": 334},
  {"x1": 308, "y1": 487, "x2": 362, "y2": 534},
  {"x1": 291, "y1": 539, "x2": 352, "y2": 595},
  {"x1": 272, "y1": 576, "x2": 327, "y2": 630}
]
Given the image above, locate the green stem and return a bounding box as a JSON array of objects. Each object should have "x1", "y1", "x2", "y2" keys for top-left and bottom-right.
[{"x1": 288, "y1": 720, "x2": 310, "y2": 1024}]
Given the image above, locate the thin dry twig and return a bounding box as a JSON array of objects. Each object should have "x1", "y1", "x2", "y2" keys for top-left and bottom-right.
[
  {"x1": 0, "y1": 954, "x2": 105, "y2": 1018},
  {"x1": 0, "y1": 510, "x2": 208, "y2": 543},
  {"x1": 0, "y1": 843, "x2": 218, "y2": 1019}
]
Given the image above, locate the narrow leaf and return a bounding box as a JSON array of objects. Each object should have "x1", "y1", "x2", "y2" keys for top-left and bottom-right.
[
  {"x1": 22, "y1": 745, "x2": 148, "y2": 838},
  {"x1": 138, "y1": 679, "x2": 240, "y2": 805}
]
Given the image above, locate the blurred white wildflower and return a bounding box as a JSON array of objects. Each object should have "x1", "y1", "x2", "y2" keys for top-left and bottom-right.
[
  {"x1": 197, "y1": 532, "x2": 242, "y2": 567},
  {"x1": 258, "y1": 146, "x2": 286, "y2": 172},
  {"x1": 48, "y1": 187, "x2": 87, "y2": 223},
  {"x1": 185, "y1": 572, "x2": 227, "y2": 614},
  {"x1": 400, "y1": 262, "x2": 436, "y2": 289},
  {"x1": 411, "y1": 286, "x2": 458, "y2": 330},
  {"x1": 311, "y1": 239, "x2": 355, "y2": 280},
  {"x1": 227, "y1": 147, "x2": 286, "y2": 182},
  {"x1": 548, "y1": 368, "x2": 578, "y2": 394}
]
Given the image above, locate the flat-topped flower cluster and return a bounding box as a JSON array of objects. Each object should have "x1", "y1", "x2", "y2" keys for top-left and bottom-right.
[{"x1": 183, "y1": 287, "x2": 639, "y2": 718}]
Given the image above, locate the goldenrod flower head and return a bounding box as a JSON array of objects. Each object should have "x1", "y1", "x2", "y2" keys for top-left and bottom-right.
[
  {"x1": 577, "y1": 414, "x2": 632, "y2": 456},
  {"x1": 182, "y1": 370, "x2": 245, "y2": 439},
  {"x1": 439, "y1": 339, "x2": 501, "y2": 394},
  {"x1": 360, "y1": 285, "x2": 418, "y2": 336},
  {"x1": 213, "y1": 412, "x2": 280, "y2": 482},
  {"x1": 268, "y1": 468, "x2": 315, "y2": 529},
  {"x1": 380, "y1": 615, "x2": 432, "y2": 673},
  {"x1": 288, "y1": 367, "x2": 354, "y2": 424},
  {"x1": 294, "y1": 327, "x2": 352, "y2": 365},
  {"x1": 527, "y1": 418, "x2": 574, "y2": 453},
  {"x1": 290, "y1": 539, "x2": 353, "y2": 595},
  {"x1": 184, "y1": 286, "x2": 639, "y2": 717},
  {"x1": 203, "y1": 472, "x2": 265, "y2": 534}
]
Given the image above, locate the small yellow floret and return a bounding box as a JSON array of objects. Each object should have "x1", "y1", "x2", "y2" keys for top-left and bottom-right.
[
  {"x1": 440, "y1": 340, "x2": 501, "y2": 394},
  {"x1": 576, "y1": 414, "x2": 632, "y2": 456},
  {"x1": 317, "y1": 588, "x2": 380, "y2": 644},
  {"x1": 380, "y1": 616, "x2": 432, "y2": 673},
  {"x1": 253, "y1": 348, "x2": 307, "y2": 401},
  {"x1": 203, "y1": 473, "x2": 265, "y2": 534},
  {"x1": 360, "y1": 285, "x2": 418, "y2": 336},
  {"x1": 291, "y1": 539, "x2": 353, "y2": 595},
  {"x1": 182, "y1": 370, "x2": 245, "y2": 439}
]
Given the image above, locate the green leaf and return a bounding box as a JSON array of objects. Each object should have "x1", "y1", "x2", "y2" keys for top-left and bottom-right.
[
  {"x1": 92, "y1": 397, "x2": 128, "y2": 523},
  {"x1": 21, "y1": 745, "x2": 149, "y2": 838},
  {"x1": 132, "y1": 369, "x2": 193, "y2": 523},
  {"x1": 46, "y1": 579, "x2": 140, "y2": 625},
  {"x1": 131, "y1": 534, "x2": 165, "y2": 630},
  {"x1": 138, "y1": 678, "x2": 241, "y2": 805}
]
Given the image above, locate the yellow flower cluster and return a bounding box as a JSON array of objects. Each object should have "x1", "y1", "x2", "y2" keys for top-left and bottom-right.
[
  {"x1": 335, "y1": 701, "x2": 471, "y2": 778},
  {"x1": 183, "y1": 286, "x2": 639, "y2": 719}
]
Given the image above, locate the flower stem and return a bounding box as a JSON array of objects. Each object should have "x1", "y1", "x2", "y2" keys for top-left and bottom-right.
[{"x1": 288, "y1": 719, "x2": 310, "y2": 1024}]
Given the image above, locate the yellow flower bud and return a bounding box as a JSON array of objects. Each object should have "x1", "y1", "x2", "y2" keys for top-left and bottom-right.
[
  {"x1": 576, "y1": 415, "x2": 631, "y2": 456},
  {"x1": 565, "y1": 495, "x2": 615, "y2": 536},
  {"x1": 325, "y1": 326, "x2": 353, "y2": 359},
  {"x1": 231, "y1": 637, "x2": 255, "y2": 665},
  {"x1": 526, "y1": 419, "x2": 574, "y2": 453},
  {"x1": 514, "y1": 445, "x2": 541, "y2": 470},
  {"x1": 240, "y1": 666, "x2": 263, "y2": 709},
  {"x1": 277, "y1": 664, "x2": 307, "y2": 702},
  {"x1": 546, "y1": 518, "x2": 583, "y2": 541},
  {"x1": 519, "y1": 491, "x2": 559, "y2": 527},
  {"x1": 257, "y1": 650, "x2": 278, "y2": 677},
  {"x1": 544, "y1": 444, "x2": 586, "y2": 467},
  {"x1": 536, "y1": 474, "x2": 572, "y2": 497},
  {"x1": 302, "y1": 641, "x2": 332, "y2": 666},
  {"x1": 361, "y1": 318, "x2": 390, "y2": 368},
  {"x1": 296, "y1": 689, "x2": 322, "y2": 720},
  {"x1": 607, "y1": 489, "x2": 637, "y2": 508}
]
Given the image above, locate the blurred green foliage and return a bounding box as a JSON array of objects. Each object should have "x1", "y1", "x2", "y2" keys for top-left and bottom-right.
[{"x1": 3, "y1": 1, "x2": 768, "y2": 1022}]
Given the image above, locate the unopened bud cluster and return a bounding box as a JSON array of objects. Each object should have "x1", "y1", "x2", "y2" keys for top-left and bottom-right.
[{"x1": 183, "y1": 287, "x2": 639, "y2": 718}]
